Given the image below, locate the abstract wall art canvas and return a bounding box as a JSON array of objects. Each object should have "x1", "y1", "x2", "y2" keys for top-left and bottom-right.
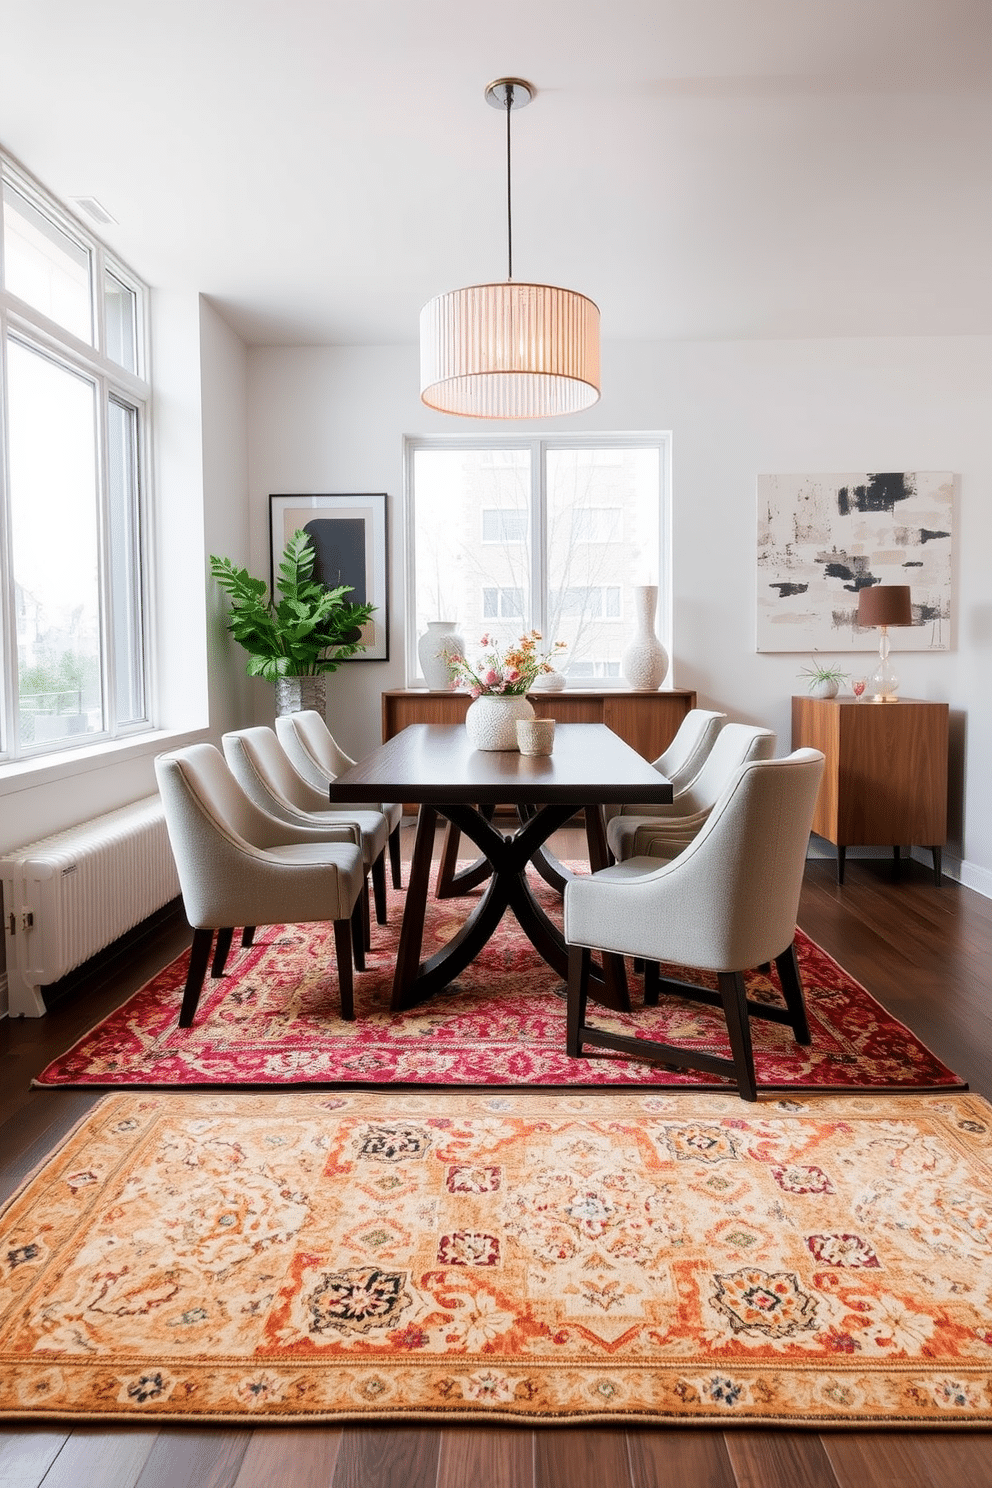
[{"x1": 756, "y1": 471, "x2": 952, "y2": 653}]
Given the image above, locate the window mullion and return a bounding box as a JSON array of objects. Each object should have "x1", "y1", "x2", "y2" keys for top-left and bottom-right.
[
  {"x1": 530, "y1": 438, "x2": 546, "y2": 637},
  {"x1": 94, "y1": 375, "x2": 116, "y2": 736},
  {"x1": 0, "y1": 313, "x2": 15, "y2": 755}
]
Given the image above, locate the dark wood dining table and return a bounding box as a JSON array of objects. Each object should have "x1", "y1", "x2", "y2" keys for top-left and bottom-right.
[{"x1": 328, "y1": 722, "x2": 673, "y2": 1013}]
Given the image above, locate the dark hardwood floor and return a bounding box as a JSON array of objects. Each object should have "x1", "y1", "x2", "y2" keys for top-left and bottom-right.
[{"x1": 1, "y1": 825, "x2": 990, "y2": 1488}]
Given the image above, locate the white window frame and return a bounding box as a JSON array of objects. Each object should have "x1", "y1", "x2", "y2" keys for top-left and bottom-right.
[
  {"x1": 404, "y1": 432, "x2": 672, "y2": 689},
  {"x1": 0, "y1": 152, "x2": 153, "y2": 763}
]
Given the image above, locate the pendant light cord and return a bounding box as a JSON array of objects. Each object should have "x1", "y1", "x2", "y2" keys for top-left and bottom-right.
[{"x1": 505, "y1": 83, "x2": 514, "y2": 281}]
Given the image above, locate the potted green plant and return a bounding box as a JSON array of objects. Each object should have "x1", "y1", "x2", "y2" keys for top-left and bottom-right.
[
  {"x1": 209, "y1": 530, "x2": 375, "y2": 714},
  {"x1": 798, "y1": 659, "x2": 848, "y2": 699}
]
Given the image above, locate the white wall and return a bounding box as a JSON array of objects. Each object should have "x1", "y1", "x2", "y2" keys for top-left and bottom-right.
[
  {"x1": 246, "y1": 335, "x2": 992, "y2": 892},
  {"x1": 199, "y1": 296, "x2": 254, "y2": 735}
]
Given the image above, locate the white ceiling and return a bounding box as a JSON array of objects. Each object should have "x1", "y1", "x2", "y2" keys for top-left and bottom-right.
[{"x1": 1, "y1": 0, "x2": 989, "y2": 347}]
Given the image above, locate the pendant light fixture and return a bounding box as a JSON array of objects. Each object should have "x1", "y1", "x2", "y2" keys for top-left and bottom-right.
[{"x1": 420, "y1": 78, "x2": 601, "y2": 419}]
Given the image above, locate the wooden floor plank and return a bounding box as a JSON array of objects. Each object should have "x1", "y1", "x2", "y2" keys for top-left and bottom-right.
[
  {"x1": 823, "y1": 1431, "x2": 939, "y2": 1488},
  {"x1": 724, "y1": 1431, "x2": 840, "y2": 1488},
  {"x1": 0, "y1": 1428, "x2": 69, "y2": 1488},
  {"x1": 627, "y1": 1428, "x2": 737, "y2": 1488},
  {"x1": 36, "y1": 1426, "x2": 160, "y2": 1488},
  {"x1": 903, "y1": 1432, "x2": 992, "y2": 1487},
  {"x1": 132, "y1": 1428, "x2": 251, "y2": 1488},
  {"x1": 230, "y1": 1426, "x2": 342, "y2": 1488},
  {"x1": 534, "y1": 1427, "x2": 632, "y2": 1488},
  {"x1": 331, "y1": 1427, "x2": 441, "y2": 1488},
  {"x1": 437, "y1": 1427, "x2": 534, "y2": 1488}
]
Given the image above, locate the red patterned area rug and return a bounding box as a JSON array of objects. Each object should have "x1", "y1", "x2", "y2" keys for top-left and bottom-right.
[
  {"x1": 2, "y1": 1088, "x2": 991, "y2": 1426},
  {"x1": 36, "y1": 870, "x2": 962, "y2": 1092}
]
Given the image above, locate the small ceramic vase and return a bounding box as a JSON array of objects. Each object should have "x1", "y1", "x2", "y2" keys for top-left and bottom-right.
[{"x1": 465, "y1": 694, "x2": 535, "y2": 751}]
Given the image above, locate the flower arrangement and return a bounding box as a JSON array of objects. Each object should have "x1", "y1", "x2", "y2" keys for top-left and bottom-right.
[{"x1": 448, "y1": 631, "x2": 566, "y2": 697}]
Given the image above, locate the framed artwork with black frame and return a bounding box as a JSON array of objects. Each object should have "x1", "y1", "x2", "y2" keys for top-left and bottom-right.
[{"x1": 269, "y1": 493, "x2": 389, "y2": 661}]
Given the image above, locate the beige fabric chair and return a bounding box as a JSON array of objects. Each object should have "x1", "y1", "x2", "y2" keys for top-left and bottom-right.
[
  {"x1": 604, "y1": 708, "x2": 726, "y2": 828},
  {"x1": 155, "y1": 744, "x2": 365, "y2": 1028},
  {"x1": 222, "y1": 727, "x2": 389, "y2": 959},
  {"x1": 646, "y1": 707, "x2": 726, "y2": 796},
  {"x1": 607, "y1": 722, "x2": 776, "y2": 862},
  {"x1": 276, "y1": 710, "x2": 403, "y2": 890},
  {"x1": 565, "y1": 748, "x2": 825, "y2": 1101}
]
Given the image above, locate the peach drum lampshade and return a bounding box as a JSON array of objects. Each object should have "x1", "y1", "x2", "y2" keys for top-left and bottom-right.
[
  {"x1": 857, "y1": 585, "x2": 913, "y2": 701},
  {"x1": 419, "y1": 78, "x2": 601, "y2": 421}
]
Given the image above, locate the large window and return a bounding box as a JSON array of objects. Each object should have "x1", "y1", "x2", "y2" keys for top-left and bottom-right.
[
  {"x1": 0, "y1": 156, "x2": 150, "y2": 760},
  {"x1": 406, "y1": 436, "x2": 670, "y2": 685}
]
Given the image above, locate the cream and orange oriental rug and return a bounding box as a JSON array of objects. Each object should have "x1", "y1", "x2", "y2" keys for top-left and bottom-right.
[{"x1": 2, "y1": 1089, "x2": 991, "y2": 1426}]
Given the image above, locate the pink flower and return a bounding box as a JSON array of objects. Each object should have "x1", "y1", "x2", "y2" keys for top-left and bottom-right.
[
  {"x1": 505, "y1": 667, "x2": 520, "y2": 682},
  {"x1": 479, "y1": 634, "x2": 490, "y2": 646},
  {"x1": 484, "y1": 669, "x2": 498, "y2": 686},
  {"x1": 469, "y1": 686, "x2": 481, "y2": 699}
]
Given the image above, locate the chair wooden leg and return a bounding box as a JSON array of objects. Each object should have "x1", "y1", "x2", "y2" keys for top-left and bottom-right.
[
  {"x1": 566, "y1": 944, "x2": 591, "y2": 1057},
  {"x1": 717, "y1": 970, "x2": 757, "y2": 1101},
  {"x1": 351, "y1": 895, "x2": 366, "y2": 971},
  {"x1": 388, "y1": 824, "x2": 402, "y2": 889},
  {"x1": 241, "y1": 926, "x2": 255, "y2": 948},
  {"x1": 210, "y1": 926, "x2": 234, "y2": 978},
  {"x1": 371, "y1": 850, "x2": 388, "y2": 925},
  {"x1": 643, "y1": 961, "x2": 660, "y2": 1005},
  {"x1": 179, "y1": 928, "x2": 213, "y2": 1028},
  {"x1": 333, "y1": 918, "x2": 355, "y2": 1020},
  {"x1": 363, "y1": 879, "x2": 372, "y2": 950},
  {"x1": 774, "y1": 941, "x2": 811, "y2": 1045}
]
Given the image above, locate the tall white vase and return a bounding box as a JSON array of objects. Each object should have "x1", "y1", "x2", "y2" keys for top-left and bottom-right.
[
  {"x1": 418, "y1": 620, "x2": 464, "y2": 690},
  {"x1": 621, "y1": 585, "x2": 669, "y2": 690}
]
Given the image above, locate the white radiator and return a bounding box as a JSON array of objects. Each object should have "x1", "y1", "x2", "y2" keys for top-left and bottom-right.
[{"x1": 1, "y1": 795, "x2": 180, "y2": 1017}]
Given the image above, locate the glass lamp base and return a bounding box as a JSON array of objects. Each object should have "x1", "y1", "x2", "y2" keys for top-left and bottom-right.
[{"x1": 869, "y1": 626, "x2": 899, "y2": 701}]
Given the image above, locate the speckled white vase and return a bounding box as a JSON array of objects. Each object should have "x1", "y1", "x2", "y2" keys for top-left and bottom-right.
[
  {"x1": 621, "y1": 585, "x2": 669, "y2": 690},
  {"x1": 465, "y1": 694, "x2": 535, "y2": 751}
]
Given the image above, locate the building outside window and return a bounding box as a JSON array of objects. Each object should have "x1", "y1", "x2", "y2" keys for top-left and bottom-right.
[
  {"x1": 0, "y1": 156, "x2": 150, "y2": 761},
  {"x1": 406, "y1": 435, "x2": 670, "y2": 685}
]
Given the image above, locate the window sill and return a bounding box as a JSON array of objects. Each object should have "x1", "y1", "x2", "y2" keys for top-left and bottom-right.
[{"x1": 0, "y1": 726, "x2": 210, "y2": 797}]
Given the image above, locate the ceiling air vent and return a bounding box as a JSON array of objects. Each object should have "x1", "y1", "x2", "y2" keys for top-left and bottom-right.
[{"x1": 71, "y1": 196, "x2": 117, "y2": 226}]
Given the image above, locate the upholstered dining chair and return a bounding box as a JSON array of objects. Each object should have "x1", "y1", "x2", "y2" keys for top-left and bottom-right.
[
  {"x1": 647, "y1": 707, "x2": 726, "y2": 795},
  {"x1": 155, "y1": 743, "x2": 365, "y2": 1028},
  {"x1": 564, "y1": 748, "x2": 825, "y2": 1101},
  {"x1": 604, "y1": 708, "x2": 726, "y2": 827},
  {"x1": 221, "y1": 726, "x2": 390, "y2": 960},
  {"x1": 275, "y1": 710, "x2": 403, "y2": 890},
  {"x1": 607, "y1": 722, "x2": 776, "y2": 863}
]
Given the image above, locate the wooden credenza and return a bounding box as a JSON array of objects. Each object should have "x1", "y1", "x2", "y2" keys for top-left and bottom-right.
[
  {"x1": 382, "y1": 688, "x2": 696, "y2": 764},
  {"x1": 791, "y1": 695, "x2": 948, "y2": 885}
]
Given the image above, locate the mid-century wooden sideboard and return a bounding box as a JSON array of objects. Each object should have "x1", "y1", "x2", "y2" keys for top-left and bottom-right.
[
  {"x1": 382, "y1": 688, "x2": 696, "y2": 761},
  {"x1": 791, "y1": 694, "x2": 948, "y2": 885}
]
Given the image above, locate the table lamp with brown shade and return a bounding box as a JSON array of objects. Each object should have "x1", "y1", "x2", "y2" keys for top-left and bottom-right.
[{"x1": 857, "y1": 584, "x2": 914, "y2": 701}]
